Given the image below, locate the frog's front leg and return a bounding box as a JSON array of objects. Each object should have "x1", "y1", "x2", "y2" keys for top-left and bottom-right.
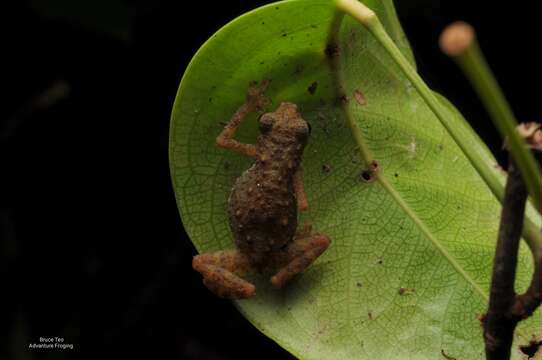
[
  {"x1": 216, "y1": 80, "x2": 270, "y2": 157},
  {"x1": 270, "y1": 227, "x2": 331, "y2": 288},
  {"x1": 192, "y1": 250, "x2": 256, "y2": 299}
]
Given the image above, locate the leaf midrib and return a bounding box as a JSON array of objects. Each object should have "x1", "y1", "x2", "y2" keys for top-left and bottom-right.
[
  {"x1": 377, "y1": 174, "x2": 488, "y2": 301},
  {"x1": 329, "y1": 8, "x2": 490, "y2": 303},
  {"x1": 335, "y1": 68, "x2": 489, "y2": 302},
  {"x1": 340, "y1": 88, "x2": 489, "y2": 301}
]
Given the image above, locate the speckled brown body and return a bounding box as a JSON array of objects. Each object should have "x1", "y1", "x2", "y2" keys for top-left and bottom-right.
[
  {"x1": 192, "y1": 81, "x2": 330, "y2": 299},
  {"x1": 228, "y1": 103, "x2": 307, "y2": 270}
]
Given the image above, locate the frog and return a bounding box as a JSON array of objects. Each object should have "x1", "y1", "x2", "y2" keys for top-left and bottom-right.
[{"x1": 192, "y1": 80, "x2": 331, "y2": 299}]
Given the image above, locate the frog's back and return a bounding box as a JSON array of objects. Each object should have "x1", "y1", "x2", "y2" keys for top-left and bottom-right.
[{"x1": 227, "y1": 163, "x2": 297, "y2": 268}]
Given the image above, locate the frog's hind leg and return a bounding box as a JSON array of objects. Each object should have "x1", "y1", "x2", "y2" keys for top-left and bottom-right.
[
  {"x1": 270, "y1": 226, "x2": 331, "y2": 288},
  {"x1": 192, "y1": 250, "x2": 256, "y2": 299}
]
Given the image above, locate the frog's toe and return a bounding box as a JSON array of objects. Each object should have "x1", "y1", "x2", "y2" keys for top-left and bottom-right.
[
  {"x1": 192, "y1": 251, "x2": 256, "y2": 299},
  {"x1": 202, "y1": 270, "x2": 256, "y2": 299},
  {"x1": 193, "y1": 259, "x2": 256, "y2": 299}
]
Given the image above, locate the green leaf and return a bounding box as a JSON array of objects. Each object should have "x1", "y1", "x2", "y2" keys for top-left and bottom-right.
[{"x1": 169, "y1": 0, "x2": 542, "y2": 358}]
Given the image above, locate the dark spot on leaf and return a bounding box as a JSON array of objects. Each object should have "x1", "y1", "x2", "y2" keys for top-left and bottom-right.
[
  {"x1": 377, "y1": 259, "x2": 383, "y2": 264},
  {"x1": 208, "y1": 97, "x2": 213, "y2": 103},
  {"x1": 282, "y1": 33, "x2": 287, "y2": 37},
  {"x1": 360, "y1": 160, "x2": 378, "y2": 183},
  {"x1": 311, "y1": 24, "x2": 317, "y2": 28},
  {"x1": 322, "y1": 164, "x2": 332, "y2": 174},
  {"x1": 368, "y1": 311, "x2": 373, "y2": 320},
  {"x1": 325, "y1": 42, "x2": 339, "y2": 58},
  {"x1": 360, "y1": 170, "x2": 373, "y2": 182},
  {"x1": 394, "y1": 173, "x2": 399, "y2": 177},
  {"x1": 356, "y1": 282, "x2": 362, "y2": 288},
  {"x1": 440, "y1": 349, "x2": 457, "y2": 360},
  {"x1": 308, "y1": 81, "x2": 318, "y2": 95},
  {"x1": 520, "y1": 338, "x2": 542, "y2": 358},
  {"x1": 398, "y1": 287, "x2": 415, "y2": 296},
  {"x1": 349, "y1": 29, "x2": 357, "y2": 43},
  {"x1": 275, "y1": 6, "x2": 279, "y2": 10},
  {"x1": 261, "y1": 21, "x2": 265, "y2": 25},
  {"x1": 353, "y1": 89, "x2": 367, "y2": 105}
]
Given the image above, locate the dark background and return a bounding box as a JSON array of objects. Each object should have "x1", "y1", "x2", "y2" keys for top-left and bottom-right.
[{"x1": 1, "y1": 0, "x2": 539, "y2": 359}]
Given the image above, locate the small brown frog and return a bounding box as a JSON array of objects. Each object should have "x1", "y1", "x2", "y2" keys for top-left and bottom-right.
[{"x1": 192, "y1": 80, "x2": 331, "y2": 299}]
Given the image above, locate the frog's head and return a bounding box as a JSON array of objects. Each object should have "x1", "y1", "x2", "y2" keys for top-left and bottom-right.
[{"x1": 258, "y1": 102, "x2": 311, "y2": 143}]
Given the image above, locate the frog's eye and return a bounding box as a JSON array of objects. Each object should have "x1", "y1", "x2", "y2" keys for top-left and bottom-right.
[{"x1": 258, "y1": 114, "x2": 274, "y2": 133}]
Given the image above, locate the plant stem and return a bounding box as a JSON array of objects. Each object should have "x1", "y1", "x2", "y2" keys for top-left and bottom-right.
[
  {"x1": 512, "y1": 254, "x2": 542, "y2": 319},
  {"x1": 440, "y1": 22, "x2": 542, "y2": 216},
  {"x1": 334, "y1": 0, "x2": 503, "y2": 199},
  {"x1": 335, "y1": 0, "x2": 498, "y2": 197},
  {"x1": 484, "y1": 159, "x2": 527, "y2": 360},
  {"x1": 334, "y1": 0, "x2": 542, "y2": 252},
  {"x1": 442, "y1": 23, "x2": 542, "y2": 335},
  {"x1": 334, "y1": 1, "x2": 542, "y2": 355}
]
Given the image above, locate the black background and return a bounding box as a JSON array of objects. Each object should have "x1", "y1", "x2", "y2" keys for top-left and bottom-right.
[{"x1": 1, "y1": 1, "x2": 539, "y2": 359}]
